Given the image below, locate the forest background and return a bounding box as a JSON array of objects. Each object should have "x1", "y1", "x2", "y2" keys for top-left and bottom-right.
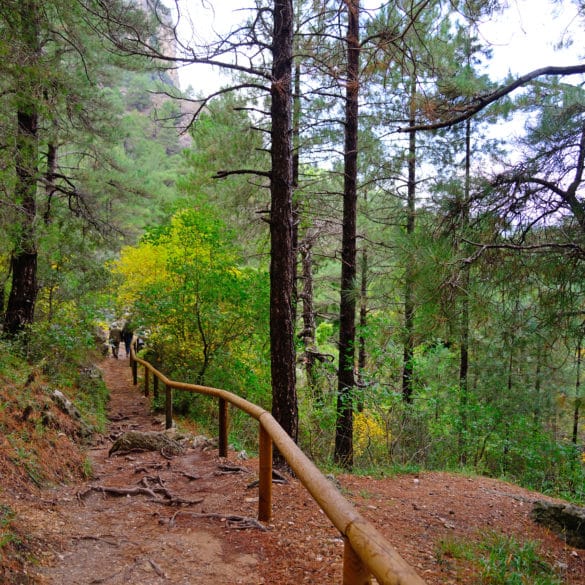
[{"x1": 1, "y1": 0, "x2": 585, "y2": 506}]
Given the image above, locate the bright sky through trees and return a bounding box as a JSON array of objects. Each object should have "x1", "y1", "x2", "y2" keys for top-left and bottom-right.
[
  {"x1": 478, "y1": 0, "x2": 582, "y2": 79},
  {"x1": 174, "y1": 0, "x2": 246, "y2": 94},
  {"x1": 174, "y1": 0, "x2": 583, "y2": 94}
]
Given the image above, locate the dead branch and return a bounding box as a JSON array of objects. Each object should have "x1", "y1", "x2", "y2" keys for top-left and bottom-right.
[
  {"x1": 107, "y1": 414, "x2": 130, "y2": 422},
  {"x1": 246, "y1": 478, "x2": 287, "y2": 488},
  {"x1": 72, "y1": 534, "x2": 119, "y2": 547},
  {"x1": 179, "y1": 471, "x2": 202, "y2": 481},
  {"x1": 168, "y1": 511, "x2": 268, "y2": 531},
  {"x1": 246, "y1": 468, "x2": 289, "y2": 488},
  {"x1": 147, "y1": 558, "x2": 167, "y2": 578},
  {"x1": 216, "y1": 464, "x2": 250, "y2": 474},
  {"x1": 213, "y1": 168, "x2": 271, "y2": 180},
  {"x1": 134, "y1": 463, "x2": 166, "y2": 474}
]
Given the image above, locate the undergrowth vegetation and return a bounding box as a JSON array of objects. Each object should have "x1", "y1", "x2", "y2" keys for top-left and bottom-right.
[
  {"x1": 436, "y1": 531, "x2": 564, "y2": 585},
  {"x1": 0, "y1": 329, "x2": 109, "y2": 578}
]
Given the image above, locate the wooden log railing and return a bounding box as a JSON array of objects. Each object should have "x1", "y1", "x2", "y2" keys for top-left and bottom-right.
[{"x1": 130, "y1": 348, "x2": 426, "y2": 585}]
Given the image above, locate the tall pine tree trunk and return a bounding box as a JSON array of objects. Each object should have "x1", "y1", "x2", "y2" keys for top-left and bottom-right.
[
  {"x1": 43, "y1": 142, "x2": 57, "y2": 225},
  {"x1": 402, "y1": 78, "x2": 417, "y2": 403},
  {"x1": 334, "y1": 0, "x2": 360, "y2": 469},
  {"x1": 357, "y1": 247, "x2": 368, "y2": 412},
  {"x1": 4, "y1": 2, "x2": 40, "y2": 336},
  {"x1": 270, "y1": 0, "x2": 298, "y2": 461},
  {"x1": 299, "y1": 239, "x2": 318, "y2": 391},
  {"x1": 458, "y1": 117, "x2": 472, "y2": 464},
  {"x1": 573, "y1": 335, "x2": 582, "y2": 444}
]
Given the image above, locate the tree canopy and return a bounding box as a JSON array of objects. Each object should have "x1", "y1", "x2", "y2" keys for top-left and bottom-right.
[{"x1": 1, "y1": 0, "x2": 584, "y2": 493}]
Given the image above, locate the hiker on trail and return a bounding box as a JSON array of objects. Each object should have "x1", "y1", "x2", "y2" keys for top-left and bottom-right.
[
  {"x1": 109, "y1": 323, "x2": 122, "y2": 359},
  {"x1": 122, "y1": 321, "x2": 133, "y2": 358}
]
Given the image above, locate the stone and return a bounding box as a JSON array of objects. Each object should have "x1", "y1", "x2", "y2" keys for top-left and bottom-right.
[
  {"x1": 531, "y1": 500, "x2": 585, "y2": 548},
  {"x1": 49, "y1": 389, "x2": 93, "y2": 440},
  {"x1": 109, "y1": 430, "x2": 184, "y2": 457}
]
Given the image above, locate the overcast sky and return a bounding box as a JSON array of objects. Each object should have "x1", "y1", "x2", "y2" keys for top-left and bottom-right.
[
  {"x1": 478, "y1": 0, "x2": 582, "y2": 79},
  {"x1": 175, "y1": 0, "x2": 584, "y2": 93}
]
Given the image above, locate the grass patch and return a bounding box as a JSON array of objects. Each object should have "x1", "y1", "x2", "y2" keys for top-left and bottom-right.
[
  {"x1": 0, "y1": 504, "x2": 18, "y2": 550},
  {"x1": 436, "y1": 531, "x2": 563, "y2": 585},
  {"x1": 75, "y1": 367, "x2": 109, "y2": 433}
]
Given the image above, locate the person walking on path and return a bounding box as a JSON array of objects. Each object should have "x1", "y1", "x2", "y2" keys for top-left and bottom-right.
[
  {"x1": 122, "y1": 320, "x2": 133, "y2": 358},
  {"x1": 109, "y1": 322, "x2": 122, "y2": 359}
]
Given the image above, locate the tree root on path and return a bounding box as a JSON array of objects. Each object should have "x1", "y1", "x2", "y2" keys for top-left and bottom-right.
[
  {"x1": 215, "y1": 464, "x2": 250, "y2": 475},
  {"x1": 71, "y1": 534, "x2": 119, "y2": 547},
  {"x1": 78, "y1": 484, "x2": 203, "y2": 506},
  {"x1": 89, "y1": 556, "x2": 168, "y2": 583},
  {"x1": 134, "y1": 462, "x2": 166, "y2": 474},
  {"x1": 168, "y1": 510, "x2": 269, "y2": 531},
  {"x1": 246, "y1": 468, "x2": 289, "y2": 489},
  {"x1": 179, "y1": 470, "x2": 202, "y2": 481}
]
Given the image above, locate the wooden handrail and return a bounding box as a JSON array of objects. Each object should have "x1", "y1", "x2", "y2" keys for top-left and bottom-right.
[{"x1": 130, "y1": 346, "x2": 426, "y2": 585}]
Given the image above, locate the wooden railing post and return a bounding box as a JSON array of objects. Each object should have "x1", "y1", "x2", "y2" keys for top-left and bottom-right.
[
  {"x1": 132, "y1": 359, "x2": 137, "y2": 385},
  {"x1": 343, "y1": 538, "x2": 371, "y2": 585},
  {"x1": 144, "y1": 367, "x2": 150, "y2": 397},
  {"x1": 218, "y1": 398, "x2": 228, "y2": 458},
  {"x1": 126, "y1": 353, "x2": 427, "y2": 584},
  {"x1": 165, "y1": 384, "x2": 173, "y2": 429},
  {"x1": 258, "y1": 422, "x2": 272, "y2": 522}
]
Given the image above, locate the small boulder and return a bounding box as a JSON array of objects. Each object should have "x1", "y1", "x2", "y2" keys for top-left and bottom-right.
[
  {"x1": 109, "y1": 430, "x2": 184, "y2": 457},
  {"x1": 531, "y1": 500, "x2": 585, "y2": 548},
  {"x1": 49, "y1": 389, "x2": 93, "y2": 440}
]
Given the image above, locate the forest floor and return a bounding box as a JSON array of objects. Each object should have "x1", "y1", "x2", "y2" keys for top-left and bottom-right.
[{"x1": 5, "y1": 355, "x2": 585, "y2": 584}]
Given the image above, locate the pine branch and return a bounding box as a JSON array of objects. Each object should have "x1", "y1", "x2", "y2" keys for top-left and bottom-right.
[
  {"x1": 213, "y1": 169, "x2": 271, "y2": 179},
  {"x1": 398, "y1": 64, "x2": 585, "y2": 132}
]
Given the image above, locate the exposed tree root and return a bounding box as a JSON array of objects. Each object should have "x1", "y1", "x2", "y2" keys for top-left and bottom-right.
[
  {"x1": 88, "y1": 556, "x2": 168, "y2": 583},
  {"x1": 168, "y1": 511, "x2": 269, "y2": 531},
  {"x1": 246, "y1": 478, "x2": 287, "y2": 488},
  {"x1": 179, "y1": 471, "x2": 202, "y2": 481},
  {"x1": 71, "y1": 534, "x2": 119, "y2": 547},
  {"x1": 78, "y1": 483, "x2": 203, "y2": 506},
  {"x1": 147, "y1": 558, "x2": 167, "y2": 578},
  {"x1": 215, "y1": 464, "x2": 249, "y2": 475},
  {"x1": 246, "y1": 468, "x2": 289, "y2": 488},
  {"x1": 134, "y1": 462, "x2": 166, "y2": 474}
]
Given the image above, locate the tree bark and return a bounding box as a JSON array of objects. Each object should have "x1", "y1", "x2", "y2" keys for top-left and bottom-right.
[
  {"x1": 43, "y1": 142, "x2": 57, "y2": 225},
  {"x1": 334, "y1": 0, "x2": 360, "y2": 469},
  {"x1": 270, "y1": 0, "x2": 298, "y2": 462},
  {"x1": 458, "y1": 116, "x2": 471, "y2": 464},
  {"x1": 357, "y1": 247, "x2": 367, "y2": 412},
  {"x1": 402, "y1": 77, "x2": 417, "y2": 404},
  {"x1": 573, "y1": 336, "x2": 582, "y2": 444},
  {"x1": 4, "y1": 2, "x2": 40, "y2": 335},
  {"x1": 299, "y1": 239, "x2": 318, "y2": 391}
]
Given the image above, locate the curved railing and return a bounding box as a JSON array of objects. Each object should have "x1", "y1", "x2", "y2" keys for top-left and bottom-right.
[{"x1": 130, "y1": 348, "x2": 426, "y2": 585}]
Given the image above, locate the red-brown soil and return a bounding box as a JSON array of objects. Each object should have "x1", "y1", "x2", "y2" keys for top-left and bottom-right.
[{"x1": 4, "y1": 356, "x2": 585, "y2": 584}]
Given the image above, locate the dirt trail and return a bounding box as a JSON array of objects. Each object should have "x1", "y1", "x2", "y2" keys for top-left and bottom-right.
[
  {"x1": 16, "y1": 355, "x2": 585, "y2": 585},
  {"x1": 25, "y1": 356, "x2": 264, "y2": 585}
]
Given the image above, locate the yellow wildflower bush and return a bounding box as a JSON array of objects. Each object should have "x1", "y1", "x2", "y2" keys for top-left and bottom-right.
[
  {"x1": 110, "y1": 243, "x2": 169, "y2": 306},
  {"x1": 353, "y1": 410, "x2": 388, "y2": 459}
]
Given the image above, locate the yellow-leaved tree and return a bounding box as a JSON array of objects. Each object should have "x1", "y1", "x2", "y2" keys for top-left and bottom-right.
[{"x1": 111, "y1": 207, "x2": 270, "y2": 408}]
